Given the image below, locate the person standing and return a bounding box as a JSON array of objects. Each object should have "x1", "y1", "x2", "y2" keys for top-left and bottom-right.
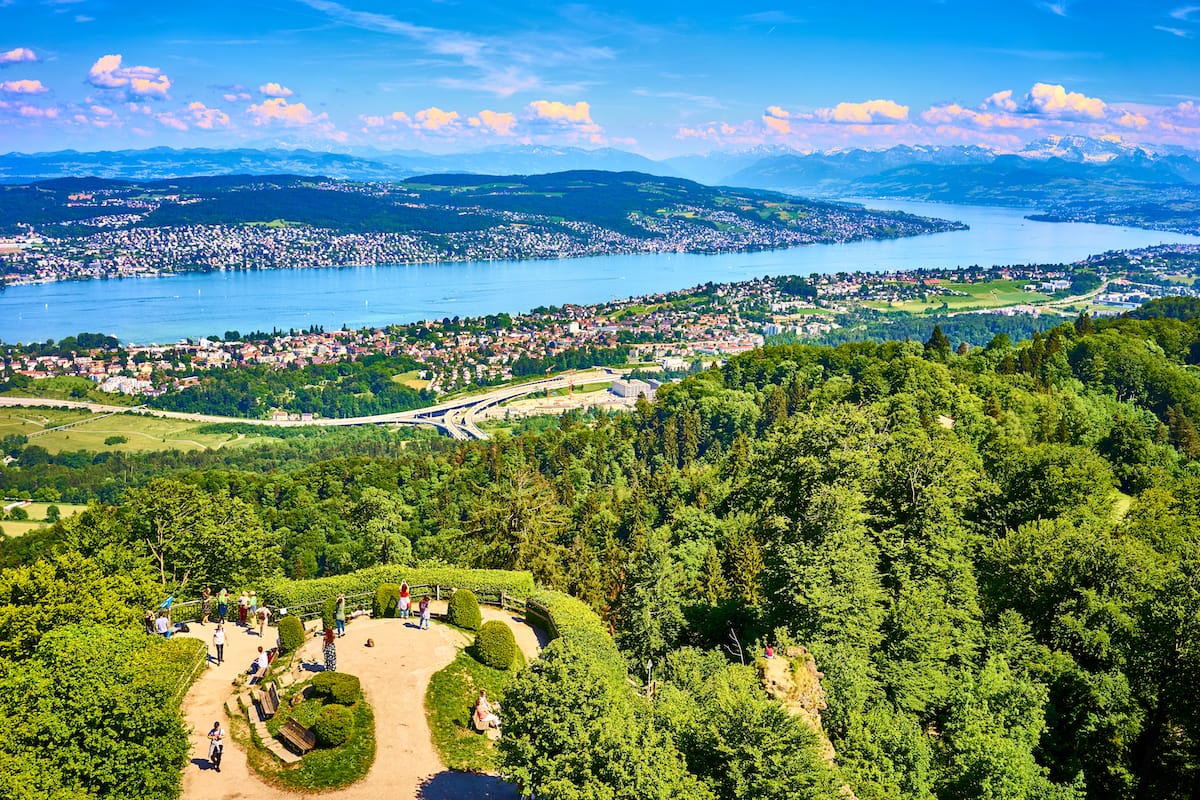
[
  {"x1": 200, "y1": 587, "x2": 212, "y2": 626},
  {"x1": 208, "y1": 721, "x2": 225, "y2": 772},
  {"x1": 398, "y1": 581, "x2": 411, "y2": 619},
  {"x1": 217, "y1": 588, "x2": 229, "y2": 623},
  {"x1": 212, "y1": 623, "x2": 225, "y2": 665},
  {"x1": 323, "y1": 627, "x2": 337, "y2": 672},
  {"x1": 335, "y1": 594, "x2": 346, "y2": 637},
  {"x1": 237, "y1": 592, "x2": 249, "y2": 627},
  {"x1": 256, "y1": 605, "x2": 270, "y2": 638},
  {"x1": 248, "y1": 591, "x2": 258, "y2": 616},
  {"x1": 418, "y1": 595, "x2": 431, "y2": 630}
]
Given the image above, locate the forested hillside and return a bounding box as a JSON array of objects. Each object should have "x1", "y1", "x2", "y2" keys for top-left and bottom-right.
[{"x1": 2, "y1": 301, "x2": 1200, "y2": 798}]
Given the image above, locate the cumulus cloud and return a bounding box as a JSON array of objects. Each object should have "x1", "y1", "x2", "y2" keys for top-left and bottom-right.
[
  {"x1": 982, "y1": 90, "x2": 1018, "y2": 112},
  {"x1": 762, "y1": 105, "x2": 791, "y2": 134},
  {"x1": 0, "y1": 47, "x2": 37, "y2": 66},
  {"x1": 187, "y1": 101, "x2": 231, "y2": 130},
  {"x1": 247, "y1": 97, "x2": 344, "y2": 141},
  {"x1": 259, "y1": 82, "x2": 293, "y2": 97},
  {"x1": 0, "y1": 79, "x2": 47, "y2": 94},
  {"x1": 529, "y1": 99, "x2": 594, "y2": 124},
  {"x1": 470, "y1": 109, "x2": 517, "y2": 136},
  {"x1": 1023, "y1": 82, "x2": 1106, "y2": 119},
  {"x1": 415, "y1": 106, "x2": 460, "y2": 130},
  {"x1": 87, "y1": 54, "x2": 171, "y2": 99},
  {"x1": 815, "y1": 99, "x2": 909, "y2": 124}
]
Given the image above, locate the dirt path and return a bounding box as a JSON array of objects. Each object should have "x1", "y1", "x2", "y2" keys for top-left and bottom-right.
[{"x1": 177, "y1": 602, "x2": 542, "y2": 800}]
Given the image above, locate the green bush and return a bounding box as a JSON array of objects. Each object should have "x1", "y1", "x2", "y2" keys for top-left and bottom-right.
[
  {"x1": 310, "y1": 672, "x2": 361, "y2": 705},
  {"x1": 277, "y1": 615, "x2": 305, "y2": 653},
  {"x1": 322, "y1": 597, "x2": 338, "y2": 630},
  {"x1": 475, "y1": 620, "x2": 518, "y2": 670},
  {"x1": 311, "y1": 672, "x2": 338, "y2": 699},
  {"x1": 330, "y1": 673, "x2": 362, "y2": 705},
  {"x1": 447, "y1": 589, "x2": 482, "y2": 631},
  {"x1": 374, "y1": 583, "x2": 401, "y2": 618},
  {"x1": 528, "y1": 590, "x2": 624, "y2": 677},
  {"x1": 312, "y1": 703, "x2": 353, "y2": 748}
]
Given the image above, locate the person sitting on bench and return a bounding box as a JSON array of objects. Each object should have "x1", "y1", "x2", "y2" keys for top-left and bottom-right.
[{"x1": 474, "y1": 689, "x2": 500, "y2": 730}]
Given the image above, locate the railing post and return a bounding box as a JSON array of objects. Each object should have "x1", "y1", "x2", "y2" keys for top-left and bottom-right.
[
  {"x1": 500, "y1": 591, "x2": 507, "y2": 609},
  {"x1": 435, "y1": 585, "x2": 440, "y2": 601}
]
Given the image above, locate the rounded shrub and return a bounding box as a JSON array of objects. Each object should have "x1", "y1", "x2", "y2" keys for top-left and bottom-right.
[
  {"x1": 330, "y1": 673, "x2": 362, "y2": 705},
  {"x1": 475, "y1": 620, "x2": 518, "y2": 669},
  {"x1": 374, "y1": 583, "x2": 401, "y2": 618},
  {"x1": 310, "y1": 672, "x2": 338, "y2": 699},
  {"x1": 312, "y1": 703, "x2": 353, "y2": 748},
  {"x1": 277, "y1": 615, "x2": 305, "y2": 654},
  {"x1": 447, "y1": 588, "x2": 482, "y2": 630}
]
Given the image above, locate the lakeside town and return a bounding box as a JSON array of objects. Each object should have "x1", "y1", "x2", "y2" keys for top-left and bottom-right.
[
  {"x1": 4, "y1": 243, "x2": 1199, "y2": 408},
  {"x1": 0, "y1": 175, "x2": 962, "y2": 285}
]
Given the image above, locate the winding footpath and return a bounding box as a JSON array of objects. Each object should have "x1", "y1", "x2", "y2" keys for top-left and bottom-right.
[{"x1": 176, "y1": 602, "x2": 543, "y2": 800}]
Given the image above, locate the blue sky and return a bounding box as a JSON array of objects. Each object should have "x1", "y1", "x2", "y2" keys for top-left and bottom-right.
[{"x1": 2, "y1": 0, "x2": 1199, "y2": 156}]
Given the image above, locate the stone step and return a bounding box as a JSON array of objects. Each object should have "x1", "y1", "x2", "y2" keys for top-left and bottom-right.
[{"x1": 269, "y1": 743, "x2": 302, "y2": 765}]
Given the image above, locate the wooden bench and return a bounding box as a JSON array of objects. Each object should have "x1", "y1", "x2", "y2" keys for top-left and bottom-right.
[
  {"x1": 471, "y1": 706, "x2": 501, "y2": 740},
  {"x1": 258, "y1": 683, "x2": 280, "y2": 719},
  {"x1": 280, "y1": 719, "x2": 316, "y2": 755}
]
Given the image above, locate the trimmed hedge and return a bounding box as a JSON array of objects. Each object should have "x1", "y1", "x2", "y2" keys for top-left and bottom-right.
[
  {"x1": 528, "y1": 590, "x2": 624, "y2": 677},
  {"x1": 447, "y1": 589, "x2": 482, "y2": 631},
  {"x1": 277, "y1": 616, "x2": 305, "y2": 654},
  {"x1": 374, "y1": 584, "x2": 401, "y2": 618},
  {"x1": 312, "y1": 703, "x2": 353, "y2": 748},
  {"x1": 311, "y1": 672, "x2": 362, "y2": 705},
  {"x1": 259, "y1": 566, "x2": 534, "y2": 609},
  {"x1": 475, "y1": 620, "x2": 518, "y2": 669},
  {"x1": 322, "y1": 597, "x2": 338, "y2": 631}
]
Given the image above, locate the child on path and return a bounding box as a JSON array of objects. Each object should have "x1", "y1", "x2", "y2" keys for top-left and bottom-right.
[
  {"x1": 419, "y1": 595, "x2": 431, "y2": 630},
  {"x1": 212, "y1": 623, "x2": 225, "y2": 665},
  {"x1": 398, "y1": 581, "x2": 411, "y2": 619},
  {"x1": 335, "y1": 594, "x2": 346, "y2": 637}
]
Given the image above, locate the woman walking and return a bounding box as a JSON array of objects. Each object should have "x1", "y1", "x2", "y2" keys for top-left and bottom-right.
[
  {"x1": 419, "y1": 595, "x2": 431, "y2": 630},
  {"x1": 398, "y1": 581, "x2": 411, "y2": 619},
  {"x1": 323, "y1": 627, "x2": 337, "y2": 672},
  {"x1": 200, "y1": 587, "x2": 212, "y2": 626},
  {"x1": 208, "y1": 721, "x2": 225, "y2": 772},
  {"x1": 217, "y1": 588, "x2": 229, "y2": 622},
  {"x1": 212, "y1": 623, "x2": 225, "y2": 665},
  {"x1": 335, "y1": 594, "x2": 346, "y2": 637}
]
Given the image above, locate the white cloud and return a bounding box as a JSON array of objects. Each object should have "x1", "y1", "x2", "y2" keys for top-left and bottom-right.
[
  {"x1": 1023, "y1": 82, "x2": 1106, "y2": 119},
  {"x1": 415, "y1": 106, "x2": 460, "y2": 130},
  {"x1": 87, "y1": 54, "x2": 171, "y2": 99},
  {"x1": 471, "y1": 109, "x2": 517, "y2": 136},
  {"x1": 259, "y1": 82, "x2": 293, "y2": 97},
  {"x1": 247, "y1": 97, "x2": 345, "y2": 141},
  {"x1": 0, "y1": 47, "x2": 37, "y2": 66},
  {"x1": 0, "y1": 79, "x2": 48, "y2": 94},
  {"x1": 815, "y1": 99, "x2": 909, "y2": 124}
]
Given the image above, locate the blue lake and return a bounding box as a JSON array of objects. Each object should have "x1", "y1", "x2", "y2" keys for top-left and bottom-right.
[{"x1": 3, "y1": 200, "x2": 1198, "y2": 345}]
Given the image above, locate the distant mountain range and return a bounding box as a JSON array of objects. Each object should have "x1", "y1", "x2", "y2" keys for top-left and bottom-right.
[{"x1": 3, "y1": 136, "x2": 1199, "y2": 232}]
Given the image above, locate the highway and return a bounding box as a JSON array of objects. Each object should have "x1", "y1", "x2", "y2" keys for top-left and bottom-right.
[{"x1": 0, "y1": 369, "x2": 623, "y2": 441}]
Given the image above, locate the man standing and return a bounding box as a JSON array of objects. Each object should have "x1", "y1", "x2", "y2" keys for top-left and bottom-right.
[{"x1": 335, "y1": 594, "x2": 346, "y2": 637}]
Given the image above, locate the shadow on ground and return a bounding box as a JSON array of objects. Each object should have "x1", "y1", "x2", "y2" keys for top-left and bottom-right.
[{"x1": 417, "y1": 771, "x2": 518, "y2": 799}]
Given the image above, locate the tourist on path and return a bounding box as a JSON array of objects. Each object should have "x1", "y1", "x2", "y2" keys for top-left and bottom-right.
[
  {"x1": 398, "y1": 582, "x2": 411, "y2": 619},
  {"x1": 256, "y1": 605, "x2": 270, "y2": 637},
  {"x1": 200, "y1": 587, "x2": 212, "y2": 626},
  {"x1": 323, "y1": 627, "x2": 337, "y2": 672},
  {"x1": 217, "y1": 588, "x2": 229, "y2": 622},
  {"x1": 335, "y1": 594, "x2": 346, "y2": 637},
  {"x1": 418, "y1": 595, "x2": 430, "y2": 630},
  {"x1": 237, "y1": 592, "x2": 249, "y2": 626},
  {"x1": 212, "y1": 623, "x2": 225, "y2": 665},
  {"x1": 207, "y1": 721, "x2": 225, "y2": 772},
  {"x1": 248, "y1": 591, "x2": 258, "y2": 615}
]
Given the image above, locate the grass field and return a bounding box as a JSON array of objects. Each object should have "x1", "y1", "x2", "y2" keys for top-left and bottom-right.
[
  {"x1": 0, "y1": 409, "x2": 259, "y2": 454},
  {"x1": 865, "y1": 280, "x2": 1051, "y2": 314},
  {"x1": 1, "y1": 501, "x2": 88, "y2": 537},
  {"x1": 2, "y1": 377, "x2": 139, "y2": 406},
  {"x1": 392, "y1": 370, "x2": 431, "y2": 391}
]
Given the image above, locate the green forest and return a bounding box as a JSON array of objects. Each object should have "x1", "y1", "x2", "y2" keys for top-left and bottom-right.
[{"x1": 2, "y1": 299, "x2": 1200, "y2": 799}]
